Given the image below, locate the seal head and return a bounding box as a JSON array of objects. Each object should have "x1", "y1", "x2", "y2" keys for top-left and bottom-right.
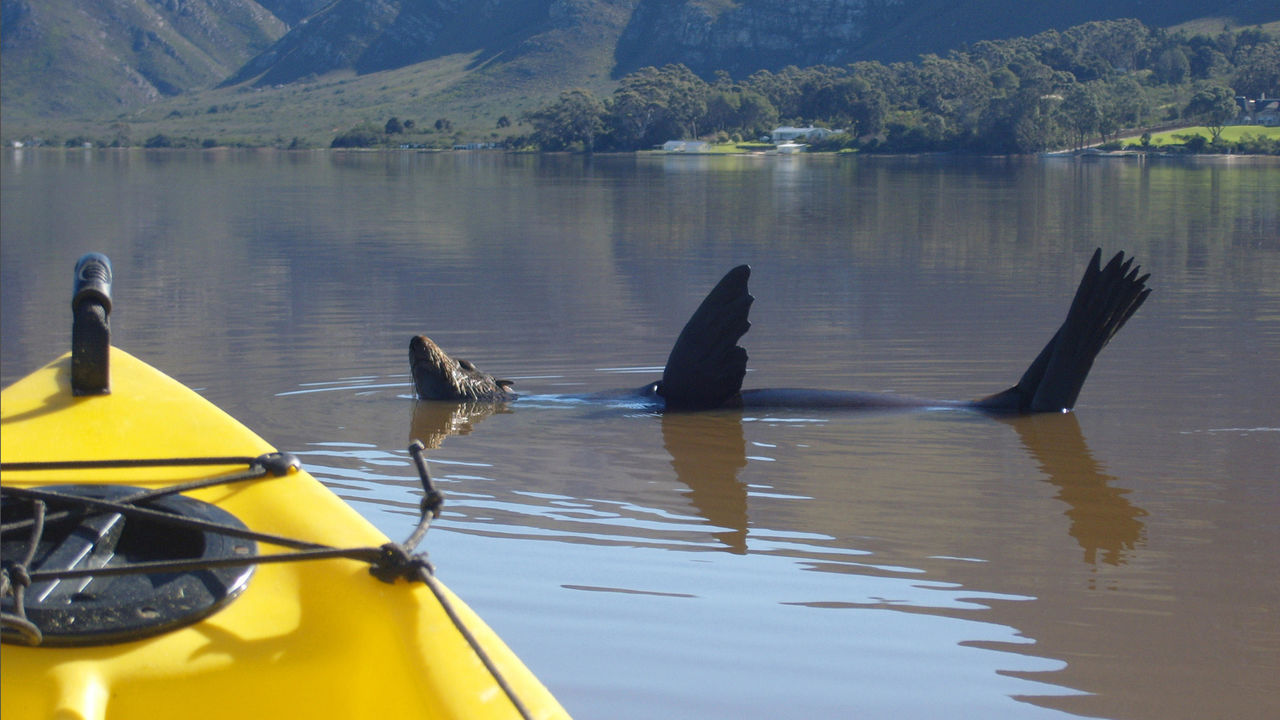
[{"x1": 410, "y1": 335, "x2": 515, "y2": 401}]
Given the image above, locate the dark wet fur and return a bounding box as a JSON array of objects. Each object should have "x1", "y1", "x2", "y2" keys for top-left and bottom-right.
[
  {"x1": 972, "y1": 249, "x2": 1150, "y2": 413},
  {"x1": 409, "y1": 335, "x2": 515, "y2": 402},
  {"x1": 657, "y1": 265, "x2": 753, "y2": 410},
  {"x1": 410, "y1": 249, "x2": 1149, "y2": 414}
]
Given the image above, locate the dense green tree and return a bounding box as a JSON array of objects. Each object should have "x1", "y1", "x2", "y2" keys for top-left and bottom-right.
[
  {"x1": 1233, "y1": 28, "x2": 1273, "y2": 54},
  {"x1": 798, "y1": 73, "x2": 860, "y2": 126},
  {"x1": 605, "y1": 65, "x2": 709, "y2": 148},
  {"x1": 384, "y1": 117, "x2": 403, "y2": 134},
  {"x1": 1153, "y1": 47, "x2": 1190, "y2": 84},
  {"x1": 704, "y1": 88, "x2": 742, "y2": 133},
  {"x1": 906, "y1": 53, "x2": 995, "y2": 144},
  {"x1": 705, "y1": 84, "x2": 778, "y2": 136},
  {"x1": 1066, "y1": 19, "x2": 1152, "y2": 73},
  {"x1": 735, "y1": 90, "x2": 780, "y2": 137},
  {"x1": 662, "y1": 66, "x2": 710, "y2": 138},
  {"x1": 1011, "y1": 96, "x2": 1065, "y2": 153},
  {"x1": 1214, "y1": 30, "x2": 1238, "y2": 61},
  {"x1": 606, "y1": 87, "x2": 665, "y2": 148},
  {"x1": 1184, "y1": 85, "x2": 1240, "y2": 141},
  {"x1": 522, "y1": 89, "x2": 606, "y2": 151},
  {"x1": 1061, "y1": 83, "x2": 1103, "y2": 149},
  {"x1": 849, "y1": 87, "x2": 888, "y2": 137},
  {"x1": 1233, "y1": 42, "x2": 1280, "y2": 98},
  {"x1": 883, "y1": 113, "x2": 949, "y2": 152},
  {"x1": 1098, "y1": 75, "x2": 1148, "y2": 140},
  {"x1": 516, "y1": 20, "x2": 1273, "y2": 154},
  {"x1": 989, "y1": 67, "x2": 1019, "y2": 94},
  {"x1": 330, "y1": 125, "x2": 382, "y2": 148},
  {"x1": 745, "y1": 66, "x2": 809, "y2": 120},
  {"x1": 1187, "y1": 41, "x2": 1230, "y2": 79}
]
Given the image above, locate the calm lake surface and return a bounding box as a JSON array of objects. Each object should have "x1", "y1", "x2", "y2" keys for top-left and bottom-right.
[{"x1": 2, "y1": 149, "x2": 1278, "y2": 719}]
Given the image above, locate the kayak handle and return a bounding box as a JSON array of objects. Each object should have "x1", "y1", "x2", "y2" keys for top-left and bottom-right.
[{"x1": 71, "y1": 253, "x2": 113, "y2": 395}]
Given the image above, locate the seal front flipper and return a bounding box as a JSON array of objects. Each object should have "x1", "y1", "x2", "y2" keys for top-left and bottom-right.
[
  {"x1": 976, "y1": 249, "x2": 1151, "y2": 413},
  {"x1": 658, "y1": 265, "x2": 754, "y2": 410}
]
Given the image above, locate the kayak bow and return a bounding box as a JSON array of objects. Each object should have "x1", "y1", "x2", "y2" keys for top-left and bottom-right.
[{"x1": 1, "y1": 254, "x2": 569, "y2": 720}]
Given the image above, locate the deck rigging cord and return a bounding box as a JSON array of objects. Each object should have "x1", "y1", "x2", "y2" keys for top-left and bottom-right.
[{"x1": 1, "y1": 441, "x2": 536, "y2": 720}]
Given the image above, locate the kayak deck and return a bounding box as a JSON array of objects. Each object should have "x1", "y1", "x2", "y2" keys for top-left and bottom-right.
[{"x1": 2, "y1": 349, "x2": 569, "y2": 720}]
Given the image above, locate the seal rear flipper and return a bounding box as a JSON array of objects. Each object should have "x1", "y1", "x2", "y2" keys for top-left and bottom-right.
[
  {"x1": 659, "y1": 265, "x2": 754, "y2": 410},
  {"x1": 976, "y1": 249, "x2": 1150, "y2": 413}
]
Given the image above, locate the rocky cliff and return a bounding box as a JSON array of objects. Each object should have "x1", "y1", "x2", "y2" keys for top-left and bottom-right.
[
  {"x1": 613, "y1": 0, "x2": 1279, "y2": 76},
  {"x1": 615, "y1": 0, "x2": 904, "y2": 77}
]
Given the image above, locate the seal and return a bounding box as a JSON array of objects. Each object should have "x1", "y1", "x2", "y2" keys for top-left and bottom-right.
[{"x1": 410, "y1": 249, "x2": 1150, "y2": 414}]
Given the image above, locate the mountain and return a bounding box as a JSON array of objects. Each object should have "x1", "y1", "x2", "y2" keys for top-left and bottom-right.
[
  {"x1": 222, "y1": 0, "x2": 640, "y2": 94},
  {"x1": 226, "y1": 0, "x2": 563, "y2": 87},
  {"x1": 232, "y1": 0, "x2": 1278, "y2": 85},
  {"x1": 0, "y1": 0, "x2": 288, "y2": 119},
  {"x1": 256, "y1": 0, "x2": 332, "y2": 26},
  {"x1": 2, "y1": 0, "x2": 1276, "y2": 139}
]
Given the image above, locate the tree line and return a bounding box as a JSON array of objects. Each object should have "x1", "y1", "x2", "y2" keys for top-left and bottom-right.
[{"x1": 517, "y1": 19, "x2": 1280, "y2": 154}]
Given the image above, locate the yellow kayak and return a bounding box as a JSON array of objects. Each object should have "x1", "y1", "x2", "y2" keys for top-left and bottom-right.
[{"x1": 1, "y1": 255, "x2": 569, "y2": 720}]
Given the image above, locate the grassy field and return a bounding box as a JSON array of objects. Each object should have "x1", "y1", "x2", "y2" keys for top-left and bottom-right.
[
  {"x1": 1140, "y1": 125, "x2": 1280, "y2": 145},
  {"x1": 687, "y1": 127, "x2": 1280, "y2": 155}
]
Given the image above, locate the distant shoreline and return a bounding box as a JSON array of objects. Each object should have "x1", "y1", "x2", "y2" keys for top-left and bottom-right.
[
  {"x1": 8, "y1": 124, "x2": 1278, "y2": 157},
  {"x1": 6, "y1": 145, "x2": 1280, "y2": 162}
]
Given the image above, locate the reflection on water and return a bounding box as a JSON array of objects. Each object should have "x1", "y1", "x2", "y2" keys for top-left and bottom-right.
[
  {"x1": 3, "y1": 150, "x2": 1278, "y2": 720},
  {"x1": 395, "y1": 396, "x2": 1150, "y2": 570},
  {"x1": 1004, "y1": 413, "x2": 1147, "y2": 567},
  {"x1": 661, "y1": 412, "x2": 750, "y2": 553},
  {"x1": 410, "y1": 400, "x2": 511, "y2": 449},
  {"x1": 291, "y1": 392, "x2": 1136, "y2": 717}
]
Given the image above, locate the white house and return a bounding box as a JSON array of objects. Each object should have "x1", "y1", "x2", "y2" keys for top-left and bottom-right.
[{"x1": 1234, "y1": 95, "x2": 1280, "y2": 126}]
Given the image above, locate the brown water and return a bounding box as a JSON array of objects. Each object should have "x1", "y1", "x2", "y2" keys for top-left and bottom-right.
[{"x1": 3, "y1": 149, "x2": 1278, "y2": 719}]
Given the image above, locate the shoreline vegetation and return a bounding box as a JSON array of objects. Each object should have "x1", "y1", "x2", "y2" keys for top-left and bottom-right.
[
  {"x1": 5, "y1": 19, "x2": 1278, "y2": 156},
  {"x1": 10, "y1": 126, "x2": 1279, "y2": 159}
]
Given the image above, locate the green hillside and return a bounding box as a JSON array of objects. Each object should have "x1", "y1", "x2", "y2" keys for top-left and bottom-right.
[
  {"x1": 1, "y1": 0, "x2": 285, "y2": 122},
  {"x1": 2, "y1": 0, "x2": 1276, "y2": 148}
]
